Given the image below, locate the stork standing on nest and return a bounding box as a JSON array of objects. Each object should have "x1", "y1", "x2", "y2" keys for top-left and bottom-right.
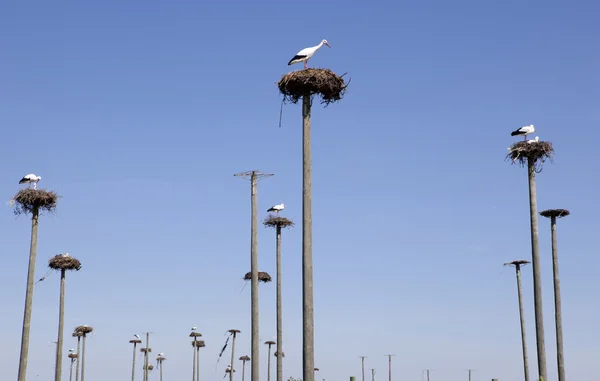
[
  {"x1": 288, "y1": 39, "x2": 331, "y2": 69},
  {"x1": 267, "y1": 203, "x2": 285, "y2": 214},
  {"x1": 511, "y1": 124, "x2": 535, "y2": 141},
  {"x1": 19, "y1": 173, "x2": 41, "y2": 189}
]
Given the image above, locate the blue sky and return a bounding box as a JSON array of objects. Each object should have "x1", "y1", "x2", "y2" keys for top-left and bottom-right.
[{"x1": 1, "y1": 0, "x2": 599, "y2": 380}]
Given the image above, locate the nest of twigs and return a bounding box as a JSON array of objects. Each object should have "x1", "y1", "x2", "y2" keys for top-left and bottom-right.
[
  {"x1": 228, "y1": 329, "x2": 241, "y2": 334},
  {"x1": 540, "y1": 209, "x2": 570, "y2": 219},
  {"x1": 68, "y1": 353, "x2": 78, "y2": 359},
  {"x1": 265, "y1": 340, "x2": 276, "y2": 345},
  {"x1": 193, "y1": 340, "x2": 206, "y2": 348},
  {"x1": 240, "y1": 355, "x2": 250, "y2": 361},
  {"x1": 129, "y1": 339, "x2": 142, "y2": 344},
  {"x1": 141, "y1": 348, "x2": 152, "y2": 353},
  {"x1": 274, "y1": 351, "x2": 284, "y2": 358},
  {"x1": 157, "y1": 356, "x2": 166, "y2": 361},
  {"x1": 504, "y1": 260, "x2": 531, "y2": 267},
  {"x1": 74, "y1": 325, "x2": 93, "y2": 334},
  {"x1": 72, "y1": 332, "x2": 83, "y2": 338},
  {"x1": 190, "y1": 332, "x2": 202, "y2": 337},
  {"x1": 49, "y1": 254, "x2": 82, "y2": 271},
  {"x1": 10, "y1": 189, "x2": 59, "y2": 216},
  {"x1": 244, "y1": 271, "x2": 272, "y2": 283},
  {"x1": 278, "y1": 68, "x2": 348, "y2": 105},
  {"x1": 263, "y1": 215, "x2": 295, "y2": 229},
  {"x1": 314, "y1": 368, "x2": 320, "y2": 371},
  {"x1": 506, "y1": 141, "x2": 554, "y2": 172}
]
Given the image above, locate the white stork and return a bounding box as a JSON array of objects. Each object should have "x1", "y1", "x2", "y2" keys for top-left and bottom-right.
[
  {"x1": 511, "y1": 124, "x2": 535, "y2": 141},
  {"x1": 134, "y1": 334, "x2": 140, "y2": 340},
  {"x1": 19, "y1": 173, "x2": 41, "y2": 189},
  {"x1": 191, "y1": 327, "x2": 197, "y2": 331},
  {"x1": 267, "y1": 203, "x2": 285, "y2": 214},
  {"x1": 288, "y1": 39, "x2": 331, "y2": 69},
  {"x1": 527, "y1": 136, "x2": 540, "y2": 144}
]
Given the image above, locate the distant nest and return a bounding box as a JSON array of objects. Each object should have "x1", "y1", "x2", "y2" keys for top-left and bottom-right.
[
  {"x1": 11, "y1": 189, "x2": 59, "y2": 216},
  {"x1": 314, "y1": 368, "x2": 320, "y2": 371},
  {"x1": 244, "y1": 271, "x2": 272, "y2": 283},
  {"x1": 274, "y1": 351, "x2": 285, "y2": 358},
  {"x1": 228, "y1": 329, "x2": 241, "y2": 334},
  {"x1": 240, "y1": 355, "x2": 251, "y2": 361},
  {"x1": 49, "y1": 255, "x2": 82, "y2": 271},
  {"x1": 263, "y1": 215, "x2": 295, "y2": 229},
  {"x1": 129, "y1": 339, "x2": 142, "y2": 344},
  {"x1": 265, "y1": 340, "x2": 276, "y2": 345},
  {"x1": 506, "y1": 141, "x2": 554, "y2": 172},
  {"x1": 193, "y1": 340, "x2": 206, "y2": 348},
  {"x1": 72, "y1": 332, "x2": 83, "y2": 338},
  {"x1": 74, "y1": 325, "x2": 93, "y2": 334},
  {"x1": 157, "y1": 356, "x2": 167, "y2": 361},
  {"x1": 190, "y1": 332, "x2": 203, "y2": 337},
  {"x1": 540, "y1": 209, "x2": 571, "y2": 219},
  {"x1": 278, "y1": 68, "x2": 348, "y2": 105},
  {"x1": 504, "y1": 260, "x2": 531, "y2": 267},
  {"x1": 68, "y1": 353, "x2": 78, "y2": 359},
  {"x1": 140, "y1": 348, "x2": 152, "y2": 353}
]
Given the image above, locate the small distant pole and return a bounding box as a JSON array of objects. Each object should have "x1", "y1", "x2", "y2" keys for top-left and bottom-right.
[
  {"x1": 235, "y1": 170, "x2": 273, "y2": 381},
  {"x1": 540, "y1": 208, "x2": 570, "y2": 381},
  {"x1": 427, "y1": 369, "x2": 430, "y2": 381},
  {"x1": 359, "y1": 357, "x2": 367, "y2": 381},
  {"x1": 468, "y1": 369, "x2": 474, "y2": 381},
  {"x1": 505, "y1": 260, "x2": 531, "y2": 381},
  {"x1": 384, "y1": 355, "x2": 395, "y2": 381},
  {"x1": 370, "y1": 369, "x2": 375, "y2": 381}
]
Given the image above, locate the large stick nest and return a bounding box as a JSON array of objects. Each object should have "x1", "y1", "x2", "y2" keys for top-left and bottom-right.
[
  {"x1": 506, "y1": 141, "x2": 554, "y2": 172},
  {"x1": 49, "y1": 255, "x2": 82, "y2": 271},
  {"x1": 263, "y1": 215, "x2": 295, "y2": 229},
  {"x1": 140, "y1": 348, "x2": 152, "y2": 353},
  {"x1": 239, "y1": 355, "x2": 250, "y2": 361},
  {"x1": 504, "y1": 260, "x2": 531, "y2": 267},
  {"x1": 129, "y1": 339, "x2": 142, "y2": 344},
  {"x1": 244, "y1": 271, "x2": 272, "y2": 283},
  {"x1": 74, "y1": 325, "x2": 93, "y2": 334},
  {"x1": 193, "y1": 340, "x2": 206, "y2": 348},
  {"x1": 10, "y1": 189, "x2": 59, "y2": 216},
  {"x1": 190, "y1": 332, "x2": 203, "y2": 337},
  {"x1": 68, "y1": 353, "x2": 78, "y2": 359},
  {"x1": 72, "y1": 332, "x2": 83, "y2": 338},
  {"x1": 274, "y1": 351, "x2": 284, "y2": 358},
  {"x1": 540, "y1": 209, "x2": 570, "y2": 218},
  {"x1": 157, "y1": 356, "x2": 167, "y2": 361},
  {"x1": 278, "y1": 68, "x2": 348, "y2": 105},
  {"x1": 228, "y1": 328, "x2": 241, "y2": 334}
]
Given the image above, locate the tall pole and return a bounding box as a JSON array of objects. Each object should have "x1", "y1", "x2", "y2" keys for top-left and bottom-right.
[
  {"x1": 131, "y1": 341, "x2": 139, "y2": 381},
  {"x1": 527, "y1": 157, "x2": 547, "y2": 381},
  {"x1": 385, "y1": 355, "x2": 394, "y2": 381},
  {"x1": 505, "y1": 260, "x2": 531, "y2": 381},
  {"x1": 371, "y1": 369, "x2": 375, "y2": 381},
  {"x1": 144, "y1": 333, "x2": 151, "y2": 381},
  {"x1": 193, "y1": 340, "x2": 197, "y2": 381},
  {"x1": 427, "y1": 369, "x2": 430, "y2": 381},
  {"x1": 80, "y1": 335, "x2": 87, "y2": 381},
  {"x1": 230, "y1": 331, "x2": 239, "y2": 381},
  {"x1": 17, "y1": 208, "x2": 40, "y2": 381},
  {"x1": 69, "y1": 357, "x2": 75, "y2": 381},
  {"x1": 54, "y1": 269, "x2": 67, "y2": 381},
  {"x1": 468, "y1": 369, "x2": 472, "y2": 381},
  {"x1": 302, "y1": 94, "x2": 315, "y2": 381},
  {"x1": 541, "y1": 209, "x2": 570, "y2": 381},
  {"x1": 74, "y1": 334, "x2": 82, "y2": 381},
  {"x1": 196, "y1": 345, "x2": 200, "y2": 381},
  {"x1": 234, "y1": 170, "x2": 273, "y2": 381},
  {"x1": 276, "y1": 226, "x2": 283, "y2": 381},
  {"x1": 359, "y1": 357, "x2": 366, "y2": 381}
]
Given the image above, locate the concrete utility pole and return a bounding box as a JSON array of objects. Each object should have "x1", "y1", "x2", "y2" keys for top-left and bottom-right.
[
  {"x1": 234, "y1": 170, "x2": 273, "y2": 381},
  {"x1": 505, "y1": 260, "x2": 531, "y2": 381},
  {"x1": 359, "y1": 357, "x2": 367, "y2": 381},
  {"x1": 384, "y1": 355, "x2": 395, "y2": 381},
  {"x1": 370, "y1": 369, "x2": 375, "y2": 381}
]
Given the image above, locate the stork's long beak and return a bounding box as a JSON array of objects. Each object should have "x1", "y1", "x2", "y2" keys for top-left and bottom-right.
[{"x1": 325, "y1": 42, "x2": 331, "y2": 48}]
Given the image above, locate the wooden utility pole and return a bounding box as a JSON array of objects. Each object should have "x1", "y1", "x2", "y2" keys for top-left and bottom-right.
[
  {"x1": 540, "y1": 209, "x2": 570, "y2": 381},
  {"x1": 359, "y1": 356, "x2": 367, "y2": 381},
  {"x1": 302, "y1": 94, "x2": 315, "y2": 381},
  {"x1": 235, "y1": 170, "x2": 273, "y2": 381},
  {"x1": 384, "y1": 355, "x2": 394, "y2": 381},
  {"x1": 505, "y1": 260, "x2": 531, "y2": 381},
  {"x1": 526, "y1": 157, "x2": 548, "y2": 381}
]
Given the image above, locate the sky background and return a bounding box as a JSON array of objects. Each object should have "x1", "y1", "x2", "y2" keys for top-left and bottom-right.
[{"x1": 1, "y1": 0, "x2": 599, "y2": 380}]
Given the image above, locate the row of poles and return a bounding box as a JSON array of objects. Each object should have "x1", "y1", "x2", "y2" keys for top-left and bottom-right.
[
  {"x1": 359, "y1": 355, "x2": 395, "y2": 381},
  {"x1": 130, "y1": 332, "x2": 167, "y2": 381},
  {"x1": 506, "y1": 147, "x2": 568, "y2": 381}
]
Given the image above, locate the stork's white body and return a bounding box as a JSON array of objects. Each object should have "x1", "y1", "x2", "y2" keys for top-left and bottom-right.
[
  {"x1": 134, "y1": 334, "x2": 140, "y2": 339},
  {"x1": 19, "y1": 173, "x2": 41, "y2": 189},
  {"x1": 288, "y1": 39, "x2": 331, "y2": 69},
  {"x1": 511, "y1": 124, "x2": 535, "y2": 141},
  {"x1": 267, "y1": 203, "x2": 285, "y2": 214},
  {"x1": 527, "y1": 136, "x2": 540, "y2": 144}
]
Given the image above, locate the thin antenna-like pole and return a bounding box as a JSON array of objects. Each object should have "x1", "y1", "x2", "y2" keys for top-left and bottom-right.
[
  {"x1": 527, "y1": 157, "x2": 547, "y2": 381},
  {"x1": 54, "y1": 269, "x2": 67, "y2": 381},
  {"x1": 359, "y1": 356, "x2": 367, "y2": 381},
  {"x1": 540, "y1": 209, "x2": 570, "y2": 381},
  {"x1": 234, "y1": 170, "x2": 273, "y2": 381},
  {"x1": 505, "y1": 260, "x2": 530, "y2": 381},
  {"x1": 302, "y1": 94, "x2": 315, "y2": 381},
  {"x1": 427, "y1": 369, "x2": 430, "y2": 381},
  {"x1": 370, "y1": 369, "x2": 375, "y2": 381},
  {"x1": 384, "y1": 355, "x2": 395, "y2": 381},
  {"x1": 468, "y1": 369, "x2": 473, "y2": 381}
]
